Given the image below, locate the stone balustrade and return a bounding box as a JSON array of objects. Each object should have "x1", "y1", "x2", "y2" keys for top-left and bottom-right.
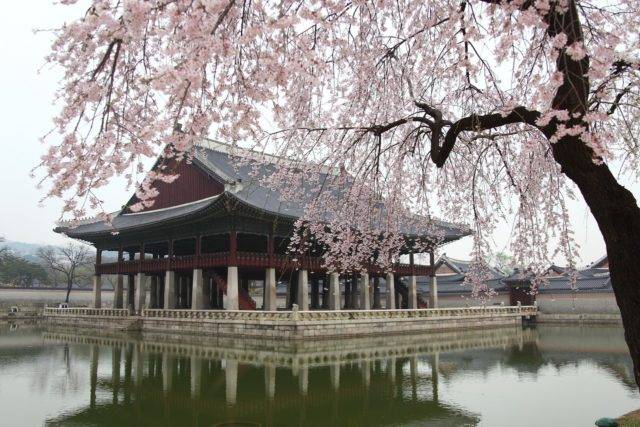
[
  {"x1": 44, "y1": 307, "x2": 131, "y2": 317},
  {"x1": 141, "y1": 305, "x2": 537, "y2": 321}
]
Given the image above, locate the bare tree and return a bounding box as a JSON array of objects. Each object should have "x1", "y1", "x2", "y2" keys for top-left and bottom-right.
[{"x1": 37, "y1": 244, "x2": 92, "y2": 303}]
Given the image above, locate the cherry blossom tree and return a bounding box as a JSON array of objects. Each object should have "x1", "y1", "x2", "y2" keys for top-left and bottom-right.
[{"x1": 39, "y1": 0, "x2": 640, "y2": 388}]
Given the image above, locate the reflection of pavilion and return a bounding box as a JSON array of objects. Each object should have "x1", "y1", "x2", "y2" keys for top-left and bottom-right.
[{"x1": 42, "y1": 326, "x2": 535, "y2": 426}]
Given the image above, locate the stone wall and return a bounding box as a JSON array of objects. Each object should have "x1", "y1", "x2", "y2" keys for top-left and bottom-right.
[
  {"x1": 44, "y1": 306, "x2": 532, "y2": 340},
  {"x1": 0, "y1": 288, "x2": 115, "y2": 309},
  {"x1": 536, "y1": 292, "x2": 620, "y2": 315},
  {"x1": 430, "y1": 293, "x2": 510, "y2": 308}
]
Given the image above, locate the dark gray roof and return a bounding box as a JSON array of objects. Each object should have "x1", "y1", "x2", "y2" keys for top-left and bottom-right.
[
  {"x1": 416, "y1": 273, "x2": 507, "y2": 294},
  {"x1": 415, "y1": 257, "x2": 613, "y2": 295},
  {"x1": 435, "y1": 255, "x2": 504, "y2": 278},
  {"x1": 56, "y1": 195, "x2": 222, "y2": 237},
  {"x1": 541, "y1": 274, "x2": 611, "y2": 293},
  {"x1": 588, "y1": 254, "x2": 608, "y2": 269},
  {"x1": 196, "y1": 145, "x2": 468, "y2": 240},
  {"x1": 56, "y1": 143, "x2": 470, "y2": 242}
]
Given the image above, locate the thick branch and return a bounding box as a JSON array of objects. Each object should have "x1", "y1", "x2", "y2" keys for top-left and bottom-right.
[{"x1": 429, "y1": 106, "x2": 541, "y2": 167}]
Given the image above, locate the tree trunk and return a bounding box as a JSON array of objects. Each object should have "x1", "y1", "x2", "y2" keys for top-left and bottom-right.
[
  {"x1": 551, "y1": 134, "x2": 640, "y2": 390},
  {"x1": 65, "y1": 280, "x2": 72, "y2": 303}
]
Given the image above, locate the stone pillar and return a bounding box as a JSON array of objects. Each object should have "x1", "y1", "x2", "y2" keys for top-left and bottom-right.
[
  {"x1": 127, "y1": 275, "x2": 135, "y2": 311},
  {"x1": 265, "y1": 364, "x2": 276, "y2": 399},
  {"x1": 264, "y1": 268, "x2": 277, "y2": 311},
  {"x1": 191, "y1": 269, "x2": 204, "y2": 310},
  {"x1": 225, "y1": 359, "x2": 238, "y2": 405},
  {"x1": 328, "y1": 273, "x2": 341, "y2": 310},
  {"x1": 297, "y1": 270, "x2": 309, "y2": 311},
  {"x1": 408, "y1": 275, "x2": 418, "y2": 309},
  {"x1": 190, "y1": 355, "x2": 201, "y2": 397},
  {"x1": 429, "y1": 251, "x2": 438, "y2": 308},
  {"x1": 359, "y1": 273, "x2": 371, "y2": 310},
  {"x1": 92, "y1": 275, "x2": 102, "y2": 308},
  {"x1": 135, "y1": 273, "x2": 147, "y2": 313},
  {"x1": 114, "y1": 275, "x2": 124, "y2": 308},
  {"x1": 162, "y1": 353, "x2": 173, "y2": 393},
  {"x1": 429, "y1": 274, "x2": 438, "y2": 308},
  {"x1": 150, "y1": 276, "x2": 158, "y2": 309},
  {"x1": 385, "y1": 273, "x2": 395, "y2": 309},
  {"x1": 226, "y1": 266, "x2": 239, "y2": 310},
  {"x1": 164, "y1": 271, "x2": 176, "y2": 309},
  {"x1": 373, "y1": 277, "x2": 381, "y2": 309}
]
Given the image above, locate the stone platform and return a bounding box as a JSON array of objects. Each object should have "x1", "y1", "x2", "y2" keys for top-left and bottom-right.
[{"x1": 43, "y1": 306, "x2": 537, "y2": 339}]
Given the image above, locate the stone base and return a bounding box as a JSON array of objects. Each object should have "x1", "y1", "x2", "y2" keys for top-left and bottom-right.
[{"x1": 44, "y1": 307, "x2": 535, "y2": 339}]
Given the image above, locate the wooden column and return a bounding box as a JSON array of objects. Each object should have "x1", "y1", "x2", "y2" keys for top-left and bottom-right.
[{"x1": 267, "y1": 233, "x2": 274, "y2": 267}]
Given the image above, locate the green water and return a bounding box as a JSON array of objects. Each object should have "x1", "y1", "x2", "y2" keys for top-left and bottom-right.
[{"x1": 0, "y1": 323, "x2": 637, "y2": 427}]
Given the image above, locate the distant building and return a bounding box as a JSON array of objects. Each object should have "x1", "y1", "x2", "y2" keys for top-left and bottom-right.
[
  {"x1": 535, "y1": 255, "x2": 616, "y2": 314},
  {"x1": 417, "y1": 254, "x2": 617, "y2": 314}
]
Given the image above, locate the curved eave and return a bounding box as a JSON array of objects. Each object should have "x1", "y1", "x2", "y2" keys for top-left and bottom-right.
[
  {"x1": 54, "y1": 190, "x2": 470, "y2": 246},
  {"x1": 54, "y1": 194, "x2": 228, "y2": 242}
]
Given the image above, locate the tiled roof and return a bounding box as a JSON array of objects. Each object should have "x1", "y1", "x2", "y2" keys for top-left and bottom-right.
[
  {"x1": 57, "y1": 195, "x2": 222, "y2": 237},
  {"x1": 57, "y1": 142, "x2": 470, "y2": 242}
]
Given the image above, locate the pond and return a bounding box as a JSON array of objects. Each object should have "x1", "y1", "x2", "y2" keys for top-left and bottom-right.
[{"x1": 0, "y1": 323, "x2": 637, "y2": 426}]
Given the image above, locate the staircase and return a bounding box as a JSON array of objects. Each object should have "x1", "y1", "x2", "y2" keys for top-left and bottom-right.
[{"x1": 210, "y1": 271, "x2": 257, "y2": 310}]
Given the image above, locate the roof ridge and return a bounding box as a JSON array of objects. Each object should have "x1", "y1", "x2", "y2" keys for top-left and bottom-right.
[{"x1": 196, "y1": 139, "x2": 342, "y2": 176}]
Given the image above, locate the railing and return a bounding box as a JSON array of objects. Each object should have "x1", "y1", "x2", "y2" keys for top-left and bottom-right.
[
  {"x1": 44, "y1": 307, "x2": 131, "y2": 317},
  {"x1": 43, "y1": 305, "x2": 536, "y2": 321},
  {"x1": 142, "y1": 305, "x2": 537, "y2": 321},
  {"x1": 96, "y1": 253, "x2": 433, "y2": 276}
]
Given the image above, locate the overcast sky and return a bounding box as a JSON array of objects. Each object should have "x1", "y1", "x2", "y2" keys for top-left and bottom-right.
[{"x1": 0, "y1": 2, "x2": 630, "y2": 267}]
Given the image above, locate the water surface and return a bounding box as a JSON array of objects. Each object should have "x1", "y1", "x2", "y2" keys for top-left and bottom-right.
[{"x1": 0, "y1": 323, "x2": 637, "y2": 426}]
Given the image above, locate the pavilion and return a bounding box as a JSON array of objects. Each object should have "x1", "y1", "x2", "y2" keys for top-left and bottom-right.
[{"x1": 55, "y1": 140, "x2": 470, "y2": 313}]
